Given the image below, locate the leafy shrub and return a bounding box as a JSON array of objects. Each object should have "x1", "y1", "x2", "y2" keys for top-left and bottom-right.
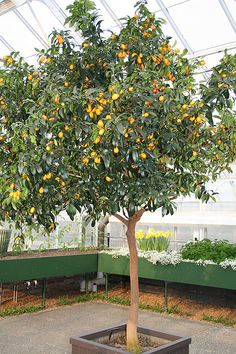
[
  {"x1": 181, "y1": 239, "x2": 236, "y2": 263},
  {"x1": 135, "y1": 229, "x2": 173, "y2": 252}
]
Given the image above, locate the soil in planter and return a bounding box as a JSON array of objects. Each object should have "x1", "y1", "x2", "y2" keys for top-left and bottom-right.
[{"x1": 95, "y1": 331, "x2": 170, "y2": 352}]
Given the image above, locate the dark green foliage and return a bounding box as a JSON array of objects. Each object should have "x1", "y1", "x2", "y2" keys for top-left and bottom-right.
[{"x1": 181, "y1": 238, "x2": 236, "y2": 263}]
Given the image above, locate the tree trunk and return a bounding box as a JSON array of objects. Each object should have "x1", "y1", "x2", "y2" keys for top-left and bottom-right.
[
  {"x1": 98, "y1": 215, "x2": 109, "y2": 248},
  {"x1": 114, "y1": 209, "x2": 145, "y2": 353},
  {"x1": 126, "y1": 217, "x2": 140, "y2": 353}
]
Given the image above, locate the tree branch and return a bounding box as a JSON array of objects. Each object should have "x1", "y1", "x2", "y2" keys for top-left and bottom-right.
[{"x1": 114, "y1": 213, "x2": 128, "y2": 226}]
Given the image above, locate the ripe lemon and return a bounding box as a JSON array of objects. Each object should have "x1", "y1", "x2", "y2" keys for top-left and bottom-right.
[
  {"x1": 140, "y1": 152, "x2": 147, "y2": 159},
  {"x1": 39, "y1": 187, "x2": 44, "y2": 194},
  {"x1": 112, "y1": 93, "x2": 119, "y2": 101},
  {"x1": 98, "y1": 128, "x2": 105, "y2": 136},
  {"x1": 105, "y1": 176, "x2": 112, "y2": 182},
  {"x1": 58, "y1": 132, "x2": 63, "y2": 139},
  {"x1": 94, "y1": 156, "x2": 101, "y2": 164},
  {"x1": 82, "y1": 157, "x2": 89, "y2": 165},
  {"x1": 97, "y1": 120, "x2": 104, "y2": 128},
  {"x1": 29, "y1": 207, "x2": 35, "y2": 214}
]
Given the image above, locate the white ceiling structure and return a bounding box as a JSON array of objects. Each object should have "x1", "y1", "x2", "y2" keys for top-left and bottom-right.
[
  {"x1": 1, "y1": 0, "x2": 236, "y2": 227},
  {"x1": 0, "y1": 0, "x2": 235, "y2": 67}
]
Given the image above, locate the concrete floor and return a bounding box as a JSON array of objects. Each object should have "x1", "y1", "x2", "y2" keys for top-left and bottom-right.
[{"x1": 0, "y1": 302, "x2": 235, "y2": 353}]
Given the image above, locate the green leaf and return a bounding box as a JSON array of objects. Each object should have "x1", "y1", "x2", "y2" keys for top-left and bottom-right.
[{"x1": 66, "y1": 203, "x2": 77, "y2": 220}]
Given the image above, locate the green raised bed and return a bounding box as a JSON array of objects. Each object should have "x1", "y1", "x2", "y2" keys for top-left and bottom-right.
[
  {"x1": 0, "y1": 253, "x2": 98, "y2": 282},
  {"x1": 98, "y1": 254, "x2": 236, "y2": 291}
]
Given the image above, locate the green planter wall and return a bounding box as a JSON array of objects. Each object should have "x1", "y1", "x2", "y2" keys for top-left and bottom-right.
[
  {"x1": 98, "y1": 254, "x2": 236, "y2": 291},
  {"x1": 0, "y1": 253, "x2": 98, "y2": 282},
  {"x1": 0, "y1": 252, "x2": 235, "y2": 291}
]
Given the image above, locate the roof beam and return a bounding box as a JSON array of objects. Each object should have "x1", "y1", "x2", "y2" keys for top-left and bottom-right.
[
  {"x1": 0, "y1": 33, "x2": 15, "y2": 52},
  {"x1": 38, "y1": 0, "x2": 81, "y2": 44},
  {"x1": 155, "y1": 0, "x2": 194, "y2": 54},
  {"x1": 218, "y1": 0, "x2": 236, "y2": 34},
  {"x1": 13, "y1": 8, "x2": 49, "y2": 48},
  {"x1": 98, "y1": 0, "x2": 122, "y2": 29}
]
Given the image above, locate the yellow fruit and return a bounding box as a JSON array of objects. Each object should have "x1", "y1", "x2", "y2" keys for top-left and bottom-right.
[
  {"x1": 95, "y1": 109, "x2": 102, "y2": 115},
  {"x1": 61, "y1": 181, "x2": 65, "y2": 187},
  {"x1": 94, "y1": 137, "x2": 101, "y2": 144},
  {"x1": 29, "y1": 207, "x2": 35, "y2": 214},
  {"x1": 105, "y1": 114, "x2": 112, "y2": 120},
  {"x1": 91, "y1": 151, "x2": 97, "y2": 158},
  {"x1": 192, "y1": 151, "x2": 198, "y2": 157},
  {"x1": 97, "y1": 120, "x2": 104, "y2": 128},
  {"x1": 111, "y1": 34, "x2": 116, "y2": 40},
  {"x1": 120, "y1": 43, "x2": 127, "y2": 50},
  {"x1": 175, "y1": 48, "x2": 180, "y2": 53},
  {"x1": 182, "y1": 104, "x2": 188, "y2": 110},
  {"x1": 82, "y1": 157, "x2": 89, "y2": 165},
  {"x1": 56, "y1": 35, "x2": 64, "y2": 44},
  {"x1": 27, "y1": 74, "x2": 33, "y2": 81},
  {"x1": 94, "y1": 156, "x2": 101, "y2": 164},
  {"x1": 196, "y1": 116, "x2": 203, "y2": 124},
  {"x1": 112, "y1": 93, "x2": 120, "y2": 101},
  {"x1": 46, "y1": 146, "x2": 51, "y2": 152},
  {"x1": 42, "y1": 114, "x2": 48, "y2": 121},
  {"x1": 159, "y1": 96, "x2": 165, "y2": 102},
  {"x1": 39, "y1": 56, "x2": 45, "y2": 63},
  {"x1": 7, "y1": 57, "x2": 13, "y2": 64},
  {"x1": 69, "y1": 64, "x2": 74, "y2": 70},
  {"x1": 140, "y1": 152, "x2": 147, "y2": 159},
  {"x1": 64, "y1": 125, "x2": 69, "y2": 131},
  {"x1": 128, "y1": 87, "x2": 133, "y2": 92},
  {"x1": 58, "y1": 131, "x2": 63, "y2": 139},
  {"x1": 105, "y1": 176, "x2": 112, "y2": 182},
  {"x1": 39, "y1": 187, "x2": 44, "y2": 194},
  {"x1": 64, "y1": 82, "x2": 69, "y2": 87},
  {"x1": 45, "y1": 57, "x2": 51, "y2": 64},
  {"x1": 143, "y1": 112, "x2": 149, "y2": 118},
  {"x1": 217, "y1": 140, "x2": 222, "y2": 145},
  {"x1": 164, "y1": 58, "x2": 170, "y2": 66},
  {"x1": 54, "y1": 95, "x2": 60, "y2": 105},
  {"x1": 47, "y1": 172, "x2": 52, "y2": 179},
  {"x1": 98, "y1": 128, "x2": 105, "y2": 136},
  {"x1": 75, "y1": 193, "x2": 80, "y2": 200},
  {"x1": 83, "y1": 42, "x2": 89, "y2": 48},
  {"x1": 177, "y1": 118, "x2": 181, "y2": 123},
  {"x1": 113, "y1": 146, "x2": 119, "y2": 154}
]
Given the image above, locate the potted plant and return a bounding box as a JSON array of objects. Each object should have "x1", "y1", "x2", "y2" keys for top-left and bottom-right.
[{"x1": 0, "y1": 0, "x2": 236, "y2": 352}]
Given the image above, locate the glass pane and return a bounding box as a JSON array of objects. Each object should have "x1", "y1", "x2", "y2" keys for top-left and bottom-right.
[
  {"x1": 167, "y1": 0, "x2": 236, "y2": 52},
  {"x1": 0, "y1": 11, "x2": 44, "y2": 57}
]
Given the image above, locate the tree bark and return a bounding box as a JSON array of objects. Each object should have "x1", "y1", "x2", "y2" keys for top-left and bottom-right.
[
  {"x1": 115, "y1": 209, "x2": 145, "y2": 353},
  {"x1": 97, "y1": 215, "x2": 109, "y2": 248}
]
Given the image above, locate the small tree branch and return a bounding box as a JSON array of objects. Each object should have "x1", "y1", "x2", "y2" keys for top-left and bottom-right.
[
  {"x1": 114, "y1": 213, "x2": 128, "y2": 226},
  {"x1": 130, "y1": 208, "x2": 146, "y2": 223}
]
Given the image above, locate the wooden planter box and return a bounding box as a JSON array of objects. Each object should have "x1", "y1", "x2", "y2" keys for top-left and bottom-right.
[
  {"x1": 70, "y1": 323, "x2": 191, "y2": 353},
  {"x1": 98, "y1": 254, "x2": 236, "y2": 291}
]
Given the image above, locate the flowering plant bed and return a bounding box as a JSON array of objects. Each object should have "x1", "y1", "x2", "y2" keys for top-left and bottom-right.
[{"x1": 98, "y1": 252, "x2": 236, "y2": 291}]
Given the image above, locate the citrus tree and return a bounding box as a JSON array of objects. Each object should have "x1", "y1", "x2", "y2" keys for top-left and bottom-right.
[{"x1": 0, "y1": 0, "x2": 236, "y2": 351}]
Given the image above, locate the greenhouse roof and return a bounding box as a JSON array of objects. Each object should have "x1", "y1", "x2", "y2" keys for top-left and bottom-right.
[{"x1": 0, "y1": 0, "x2": 235, "y2": 68}]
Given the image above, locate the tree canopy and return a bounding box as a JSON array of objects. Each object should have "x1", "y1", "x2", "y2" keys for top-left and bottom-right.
[{"x1": 0, "y1": 0, "x2": 236, "y2": 235}]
